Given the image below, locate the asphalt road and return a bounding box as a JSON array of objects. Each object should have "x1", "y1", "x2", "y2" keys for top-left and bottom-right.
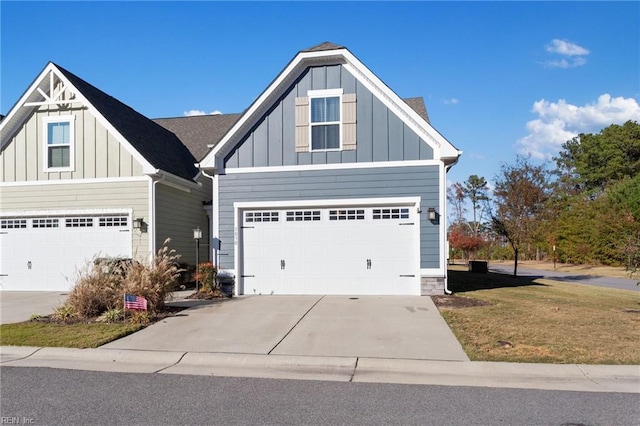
[
  {"x1": 489, "y1": 264, "x2": 640, "y2": 292},
  {"x1": 1, "y1": 367, "x2": 637, "y2": 425}
]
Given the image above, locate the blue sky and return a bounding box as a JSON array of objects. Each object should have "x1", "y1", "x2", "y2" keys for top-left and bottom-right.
[{"x1": 2, "y1": 1, "x2": 639, "y2": 208}]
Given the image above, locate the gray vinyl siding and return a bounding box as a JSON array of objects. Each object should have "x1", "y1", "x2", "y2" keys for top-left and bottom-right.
[
  {"x1": 224, "y1": 64, "x2": 433, "y2": 168},
  {"x1": 0, "y1": 180, "x2": 150, "y2": 256},
  {"x1": 154, "y1": 176, "x2": 212, "y2": 265},
  {"x1": 1, "y1": 103, "x2": 144, "y2": 183},
  {"x1": 218, "y1": 165, "x2": 440, "y2": 269}
]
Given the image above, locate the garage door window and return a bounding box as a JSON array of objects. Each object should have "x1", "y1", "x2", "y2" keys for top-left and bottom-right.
[
  {"x1": 99, "y1": 216, "x2": 128, "y2": 227},
  {"x1": 65, "y1": 217, "x2": 93, "y2": 227},
  {"x1": 1, "y1": 219, "x2": 27, "y2": 229},
  {"x1": 245, "y1": 211, "x2": 279, "y2": 223},
  {"x1": 372, "y1": 208, "x2": 410, "y2": 220},
  {"x1": 286, "y1": 210, "x2": 321, "y2": 222},
  {"x1": 329, "y1": 209, "x2": 365, "y2": 221},
  {"x1": 33, "y1": 219, "x2": 59, "y2": 228}
]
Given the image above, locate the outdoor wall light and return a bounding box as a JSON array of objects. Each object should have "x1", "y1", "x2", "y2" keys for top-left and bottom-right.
[
  {"x1": 133, "y1": 218, "x2": 144, "y2": 230},
  {"x1": 428, "y1": 208, "x2": 437, "y2": 221}
]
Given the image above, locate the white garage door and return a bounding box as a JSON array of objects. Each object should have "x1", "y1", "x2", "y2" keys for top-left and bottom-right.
[
  {"x1": 0, "y1": 214, "x2": 132, "y2": 291},
  {"x1": 240, "y1": 204, "x2": 419, "y2": 295}
]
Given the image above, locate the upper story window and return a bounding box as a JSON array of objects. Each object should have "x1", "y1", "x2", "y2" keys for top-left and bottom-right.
[
  {"x1": 43, "y1": 115, "x2": 75, "y2": 172},
  {"x1": 310, "y1": 94, "x2": 341, "y2": 150},
  {"x1": 295, "y1": 88, "x2": 356, "y2": 153}
]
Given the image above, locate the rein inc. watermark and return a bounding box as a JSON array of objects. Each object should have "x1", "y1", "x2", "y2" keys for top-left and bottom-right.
[{"x1": 1, "y1": 418, "x2": 34, "y2": 424}]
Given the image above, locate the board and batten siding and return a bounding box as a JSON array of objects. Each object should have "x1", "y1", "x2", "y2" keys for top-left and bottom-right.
[
  {"x1": 154, "y1": 177, "x2": 212, "y2": 265},
  {"x1": 224, "y1": 64, "x2": 433, "y2": 169},
  {"x1": 0, "y1": 180, "x2": 150, "y2": 256},
  {"x1": 1, "y1": 104, "x2": 144, "y2": 182},
  {"x1": 217, "y1": 165, "x2": 440, "y2": 270}
]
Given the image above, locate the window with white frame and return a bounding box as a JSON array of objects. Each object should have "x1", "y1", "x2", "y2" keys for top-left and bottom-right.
[
  {"x1": 310, "y1": 90, "x2": 342, "y2": 151},
  {"x1": 43, "y1": 116, "x2": 74, "y2": 171}
]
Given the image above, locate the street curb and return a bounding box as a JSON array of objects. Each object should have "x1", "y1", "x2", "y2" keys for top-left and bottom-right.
[
  {"x1": 161, "y1": 352, "x2": 357, "y2": 382},
  {"x1": 1, "y1": 346, "x2": 638, "y2": 393},
  {"x1": 353, "y1": 358, "x2": 640, "y2": 393}
]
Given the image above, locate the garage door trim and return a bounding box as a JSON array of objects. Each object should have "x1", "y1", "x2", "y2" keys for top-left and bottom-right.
[{"x1": 234, "y1": 197, "x2": 421, "y2": 295}]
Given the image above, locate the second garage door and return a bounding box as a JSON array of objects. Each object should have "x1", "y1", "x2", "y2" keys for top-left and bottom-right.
[
  {"x1": 0, "y1": 214, "x2": 132, "y2": 291},
  {"x1": 240, "y1": 204, "x2": 419, "y2": 295}
]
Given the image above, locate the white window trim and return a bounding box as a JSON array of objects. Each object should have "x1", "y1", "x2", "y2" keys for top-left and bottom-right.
[
  {"x1": 308, "y1": 88, "x2": 343, "y2": 152},
  {"x1": 43, "y1": 115, "x2": 75, "y2": 172}
]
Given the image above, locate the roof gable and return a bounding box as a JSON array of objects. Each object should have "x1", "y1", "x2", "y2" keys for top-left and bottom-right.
[
  {"x1": 200, "y1": 43, "x2": 461, "y2": 170},
  {"x1": 1, "y1": 63, "x2": 198, "y2": 181}
]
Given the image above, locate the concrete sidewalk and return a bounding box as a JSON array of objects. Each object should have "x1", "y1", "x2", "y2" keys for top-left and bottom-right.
[{"x1": 2, "y1": 345, "x2": 638, "y2": 393}]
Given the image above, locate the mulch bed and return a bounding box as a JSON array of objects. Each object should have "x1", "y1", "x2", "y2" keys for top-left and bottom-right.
[{"x1": 431, "y1": 295, "x2": 492, "y2": 309}]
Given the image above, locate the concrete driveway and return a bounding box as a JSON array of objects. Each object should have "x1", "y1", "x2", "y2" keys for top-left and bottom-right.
[
  {"x1": 103, "y1": 295, "x2": 469, "y2": 361},
  {"x1": 0, "y1": 291, "x2": 68, "y2": 324}
]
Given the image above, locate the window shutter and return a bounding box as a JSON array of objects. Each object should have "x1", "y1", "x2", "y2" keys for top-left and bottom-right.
[
  {"x1": 342, "y1": 93, "x2": 356, "y2": 150},
  {"x1": 295, "y1": 96, "x2": 309, "y2": 152}
]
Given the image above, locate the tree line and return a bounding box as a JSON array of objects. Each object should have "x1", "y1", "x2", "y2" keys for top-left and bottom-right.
[{"x1": 448, "y1": 120, "x2": 640, "y2": 276}]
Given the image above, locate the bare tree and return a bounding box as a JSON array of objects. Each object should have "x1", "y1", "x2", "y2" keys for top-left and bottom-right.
[{"x1": 492, "y1": 157, "x2": 551, "y2": 276}]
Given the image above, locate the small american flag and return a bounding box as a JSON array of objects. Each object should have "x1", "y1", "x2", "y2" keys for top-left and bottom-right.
[{"x1": 124, "y1": 294, "x2": 147, "y2": 311}]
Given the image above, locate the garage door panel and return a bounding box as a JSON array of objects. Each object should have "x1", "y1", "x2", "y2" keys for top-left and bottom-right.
[
  {"x1": 241, "y1": 204, "x2": 419, "y2": 295},
  {"x1": 0, "y1": 215, "x2": 131, "y2": 291}
]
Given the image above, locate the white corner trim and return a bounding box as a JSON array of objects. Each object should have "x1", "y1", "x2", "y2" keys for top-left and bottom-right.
[{"x1": 224, "y1": 159, "x2": 441, "y2": 174}]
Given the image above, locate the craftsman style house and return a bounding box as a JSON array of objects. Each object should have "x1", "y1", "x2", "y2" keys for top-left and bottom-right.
[{"x1": 0, "y1": 42, "x2": 461, "y2": 294}]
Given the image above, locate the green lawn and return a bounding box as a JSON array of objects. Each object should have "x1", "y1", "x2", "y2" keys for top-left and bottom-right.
[
  {"x1": 0, "y1": 322, "x2": 143, "y2": 349},
  {"x1": 439, "y1": 265, "x2": 640, "y2": 364}
]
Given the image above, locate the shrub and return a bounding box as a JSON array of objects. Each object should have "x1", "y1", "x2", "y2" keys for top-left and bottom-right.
[
  {"x1": 194, "y1": 262, "x2": 217, "y2": 292},
  {"x1": 66, "y1": 239, "x2": 183, "y2": 319},
  {"x1": 52, "y1": 304, "x2": 78, "y2": 322},
  {"x1": 96, "y1": 308, "x2": 124, "y2": 323}
]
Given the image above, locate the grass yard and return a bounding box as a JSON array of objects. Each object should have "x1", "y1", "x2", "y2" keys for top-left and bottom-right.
[
  {"x1": 439, "y1": 265, "x2": 640, "y2": 364},
  {"x1": 0, "y1": 322, "x2": 143, "y2": 349}
]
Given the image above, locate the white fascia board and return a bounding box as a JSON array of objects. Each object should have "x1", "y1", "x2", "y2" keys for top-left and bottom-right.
[
  {"x1": 0, "y1": 176, "x2": 148, "y2": 187},
  {"x1": 234, "y1": 196, "x2": 421, "y2": 210},
  {"x1": 340, "y1": 51, "x2": 461, "y2": 161},
  {"x1": 225, "y1": 159, "x2": 441, "y2": 174},
  {"x1": 200, "y1": 49, "x2": 350, "y2": 170},
  {"x1": 0, "y1": 63, "x2": 58, "y2": 149}
]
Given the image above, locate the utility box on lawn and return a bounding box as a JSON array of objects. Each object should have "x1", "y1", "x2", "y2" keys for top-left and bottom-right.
[{"x1": 468, "y1": 261, "x2": 488, "y2": 273}]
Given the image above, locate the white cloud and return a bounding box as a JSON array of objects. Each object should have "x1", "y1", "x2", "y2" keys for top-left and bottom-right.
[
  {"x1": 183, "y1": 109, "x2": 223, "y2": 117},
  {"x1": 546, "y1": 39, "x2": 589, "y2": 56},
  {"x1": 543, "y1": 39, "x2": 589, "y2": 68},
  {"x1": 443, "y1": 97, "x2": 459, "y2": 105},
  {"x1": 516, "y1": 94, "x2": 640, "y2": 159}
]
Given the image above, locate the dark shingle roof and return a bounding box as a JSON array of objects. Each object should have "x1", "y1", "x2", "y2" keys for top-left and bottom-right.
[
  {"x1": 302, "y1": 42, "x2": 345, "y2": 52},
  {"x1": 153, "y1": 114, "x2": 241, "y2": 160},
  {"x1": 403, "y1": 97, "x2": 430, "y2": 123},
  {"x1": 55, "y1": 64, "x2": 199, "y2": 181}
]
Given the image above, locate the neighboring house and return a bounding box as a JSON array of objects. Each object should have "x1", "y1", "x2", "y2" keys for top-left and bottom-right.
[
  {"x1": 0, "y1": 42, "x2": 461, "y2": 295},
  {"x1": 198, "y1": 42, "x2": 461, "y2": 296},
  {"x1": 0, "y1": 63, "x2": 212, "y2": 291}
]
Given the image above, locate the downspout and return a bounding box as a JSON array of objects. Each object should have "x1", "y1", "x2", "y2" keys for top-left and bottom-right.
[
  {"x1": 443, "y1": 161, "x2": 458, "y2": 295},
  {"x1": 150, "y1": 170, "x2": 165, "y2": 257}
]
